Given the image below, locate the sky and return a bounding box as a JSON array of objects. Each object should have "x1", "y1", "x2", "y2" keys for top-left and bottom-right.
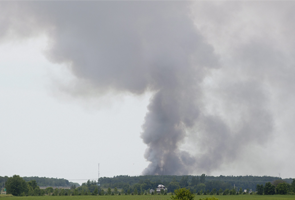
[
  {"x1": 1, "y1": 1, "x2": 295, "y2": 184},
  {"x1": 0, "y1": 36, "x2": 151, "y2": 183}
]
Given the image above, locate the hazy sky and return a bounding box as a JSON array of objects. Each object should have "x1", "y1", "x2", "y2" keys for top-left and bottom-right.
[{"x1": 1, "y1": 1, "x2": 295, "y2": 184}]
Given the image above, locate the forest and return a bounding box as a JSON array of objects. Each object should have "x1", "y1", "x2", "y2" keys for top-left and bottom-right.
[
  {"x1": 0, "y1": 176, "x2": 79, "y2": 188},
  {"x1": 2, "y1": 175, "x2": 295, "y2": 196},
  {"x1": 99, "y1": 175, "x2": 293, "y2": 193}
]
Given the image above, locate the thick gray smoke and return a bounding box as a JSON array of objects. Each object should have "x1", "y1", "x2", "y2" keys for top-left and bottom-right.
[{"x1": 1, "y1": 1, "x2": 295, "y2": 175}]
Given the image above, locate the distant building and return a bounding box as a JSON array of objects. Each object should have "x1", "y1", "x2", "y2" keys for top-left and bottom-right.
[
  {"x1": 1, "y1": 188, "x2": 6, "y2": 195},
  {"x1": 156, "y1": 184, "x2": 167, "y2": 194},
  {"x1": 243, "y1": 189, "x2": 252, "y2": 193}
]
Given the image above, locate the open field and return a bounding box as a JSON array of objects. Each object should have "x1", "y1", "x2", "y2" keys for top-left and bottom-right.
[{"x1": 1, "y1": 195, "x2": 295, "y2": 200}]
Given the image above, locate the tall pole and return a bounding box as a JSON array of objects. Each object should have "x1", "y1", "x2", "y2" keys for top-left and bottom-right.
[
  {"x1": 162, "y1": 167, "x2": 164, "y2": 183},
  {"x1": 98, "y1": 163, "x2": 100, "y2": 186}
]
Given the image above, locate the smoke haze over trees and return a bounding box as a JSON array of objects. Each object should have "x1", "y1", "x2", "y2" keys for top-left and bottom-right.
[{"x1": 1, "y1": 1, "x2": 295, "y2": 176}]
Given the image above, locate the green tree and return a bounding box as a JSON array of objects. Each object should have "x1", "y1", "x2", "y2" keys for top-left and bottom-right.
[
  {"x1": 107, "y1": 187, "x2": 111, "y2": 195},
  {"x1": 40, "y1": 189, "x2": 45, "y2": 196},
  {"x1": 5, "y1": 175, "x2": 28, "y2": 196},
  {"x1": 114, "y1": 187, "x2": 118, "y2": 194},
  {"x1": 272, "y1": 179, "x2": 286, "y2": 187},
  {"x1": 218, "y1": 188, "x2": 223, "y2": 195},
  {"x1": 140, "y1": 185, "x2": 143, "y2": 195},
  {"x1": 200, "y1": 174, "x2": 206, "y2": 184},
  {"x1": 27, "y1": 180, "x2": 40, "y2": 196},
  {"x1": 87, "y1": 180, "x2": 91, "y2": 187},
  {"x1": 171, "y1": 188, "x2": 194, "y2": 200},
  {"x1": 53, "y1": 188, "x2": 59, "y2": 196},
  {"x1": 223, "y1": 189, "x2": 229, "y2": 195},
  {"x1": 60, "y1": 189, "x2": 65, "y2": 196},
  {"x1": 191, "y1": 176, "x2": 199, "y2": 186},
  {"x1": 256, "y1": 184, "x2": 264, "y2": 195},
  {"x1": 291, "y1": 179, "x2": 295, "y2": 193},
  {"x1": 169, "y1": 182, "x2": 180, "y2": 193},
  {"x1": 34, "y1": 187, "x2": 41, "y2": 196},
  {"x1": 180, "y1": 176, "x2": 189, "y2": 188},
  {"x1": 239, "y1": 188, "x2": 243, "y2": 194},
  {"x1": 134, "y1": 188, "x2": 138, "y2": 195},
  {"x1": 196, "y1": 183, "x2": 206, "y2": 192},
  {"x1": 276, "y1": 182, "x2": 289, "y2": 194},
  {"x1": 230, "y1": 188, "x2": 236, "y2": 195},
  {"x1": 27, "y1": 184, "x2": 34, "y2": 196},
  {"x1": 264, "y1": 182, "x2": 275, "y2": 195},
  {"x1": 92, "y1": 187, "x2": 98, "y2": 195},
  {"x1": 46, "y1": 187, "x2": 53, "y2": 195},
  {"x1": 28, "y1": 180, "x2": 38, "y2": 190}
]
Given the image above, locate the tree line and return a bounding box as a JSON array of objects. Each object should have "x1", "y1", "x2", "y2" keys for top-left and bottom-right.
[
  {"x1": 99, "y1": 174, "x2": 292, "y2": 193},
  {"x1": 256, "y1": 180, "x2": 295, "y2": 195},
  {"x1": 0, "y1": 176, "x2": 79, "y2": 188},
  {"x1": 4, "y1": 175, "x2": 99, "y2": 196},
  {"x1": 3, "y1": 174, "x2": 295, "y2": 196}
]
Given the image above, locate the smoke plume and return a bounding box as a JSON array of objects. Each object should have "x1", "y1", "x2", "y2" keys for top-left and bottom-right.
[{"x1": 1, "y1": 1, "x2": 295, "y2": 175}]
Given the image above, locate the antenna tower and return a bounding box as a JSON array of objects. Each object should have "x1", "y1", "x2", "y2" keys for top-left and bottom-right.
[
  {"x1": 98, "y1": 163, "x2": 100, "y2": 186},
  {"x1": 162, "y1": 167, "x2": 164, "y2": 183}
]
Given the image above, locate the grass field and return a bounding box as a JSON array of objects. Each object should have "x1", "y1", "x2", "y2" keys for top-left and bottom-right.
[{"x1": 1, "y1": 195, "x2": 295, "y2": 200}]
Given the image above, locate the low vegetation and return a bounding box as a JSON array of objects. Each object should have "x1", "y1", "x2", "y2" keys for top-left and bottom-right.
[
  {"x1": 2, "y1": 174, "x2": 295, "y2": 198},
  {"x1": 171, "y1": 188, "x2": 194, "y2": 200},
  {"x1": 99, "y1": 174, "x2": 293, "y2": 193},
  {"x1": 2, "y1": 195, "x2": 295, "y2": 200},
  {"x1": 0, "y1": 176, "x2": 78, "y2": 189}
]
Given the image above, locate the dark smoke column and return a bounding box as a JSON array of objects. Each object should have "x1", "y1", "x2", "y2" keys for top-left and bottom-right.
[
  {"x1": 0, "y1": 1, "x2": 218, "y2": 175},
  {"x1": 142, "y1": 87, "x2": 199, "y2": 175},
  {"x1": 137, "y1": 12, "x2": 219, "y2": 174},
  {"x1": 1, "y1": 1, "x2": 280, "y2": 176},
  {"x1": 140, "y1": 36, "x2": 218, "y2": 175}
]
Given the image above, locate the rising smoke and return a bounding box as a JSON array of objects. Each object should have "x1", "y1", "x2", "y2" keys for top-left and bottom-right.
[{"x1": 1, "y1": 1, "x2": 295, "y2": 175}]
